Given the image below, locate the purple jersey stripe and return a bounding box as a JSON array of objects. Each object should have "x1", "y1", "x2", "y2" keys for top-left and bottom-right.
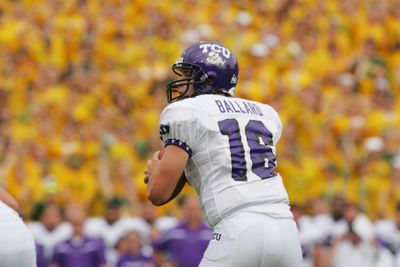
[{"x1": 165, "y1": 139, "x2": 193, "y2": 157}]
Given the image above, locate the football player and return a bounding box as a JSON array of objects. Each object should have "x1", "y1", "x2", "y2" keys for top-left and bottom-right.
[
  {"x1": 145, "y1": 41, "x2": 303, "y2": 267},
  {"x1": 0, "y1": 186, "x2": 37, "y2": 267}
]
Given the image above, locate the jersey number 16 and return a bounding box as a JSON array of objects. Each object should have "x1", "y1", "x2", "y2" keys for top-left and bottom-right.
[{"x1": 218, "y1": 119, "x2": 277, "y2": 181}]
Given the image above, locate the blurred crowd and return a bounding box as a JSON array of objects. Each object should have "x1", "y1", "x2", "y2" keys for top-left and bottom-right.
[
  {"x1": 293, "y1": 195, "x2": 400, "y2": 267},
  {"x1": 24, "y1": 194, "x2": 400, "y2": 267},
  {"x1": 0, "y1": 0, "x2": 400, "y2": 266},
  {"x1": 30, "y1": 195, "x2": 211, "y2": 267}
]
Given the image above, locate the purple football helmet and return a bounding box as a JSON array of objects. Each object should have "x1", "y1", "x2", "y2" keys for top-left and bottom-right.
[{"x1": 166, "y1": 41, "x2": 239, "y2": 103}]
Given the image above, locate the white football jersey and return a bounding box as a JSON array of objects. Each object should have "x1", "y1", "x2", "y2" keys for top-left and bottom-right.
[{"x1": 159, "y1": 94, "x2": 293, "y2": 228}]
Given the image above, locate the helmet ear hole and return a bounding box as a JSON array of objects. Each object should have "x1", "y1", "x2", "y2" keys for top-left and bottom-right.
[
  {"x1": 201, "y1": 72, "x2": 216, "y2": 88},
  {"x1": 206, "y1": 76, "x2": 214, "y2": 83}
]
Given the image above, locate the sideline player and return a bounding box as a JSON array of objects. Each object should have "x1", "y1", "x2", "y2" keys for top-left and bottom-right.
[
  {"x1": 0, "y1": 186, "x2": 37, "y2": 267},
  {"x1": 144, "y1": 41, "x2": 303, "y2": 267}
]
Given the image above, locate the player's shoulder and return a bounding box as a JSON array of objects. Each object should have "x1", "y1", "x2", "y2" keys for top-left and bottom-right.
[
  {"x1": 27, "y1": 221, "x2": 43, "y2": 234},
  {"x1": 160, "y1": 97, "x2": 204, "y2": 122},
  {"x1": 162, "y1": 98, "x2": 195, "y2": 111}
]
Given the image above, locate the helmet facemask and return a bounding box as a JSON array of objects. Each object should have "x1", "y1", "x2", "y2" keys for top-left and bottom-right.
[{"x1": 166, "y1": 63, "x2": 208, "y2": 103}]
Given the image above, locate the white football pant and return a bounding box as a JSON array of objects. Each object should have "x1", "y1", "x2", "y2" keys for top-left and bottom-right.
[{"x1": 199, "y1": 211, "x2": 303, "y2": 267}]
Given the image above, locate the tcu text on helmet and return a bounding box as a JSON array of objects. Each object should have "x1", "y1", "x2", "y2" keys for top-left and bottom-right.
[{"x1": 199, "y1": 43, "x2": 231, "y2": 59}]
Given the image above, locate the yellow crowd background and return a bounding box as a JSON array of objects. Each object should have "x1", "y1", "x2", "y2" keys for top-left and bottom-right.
[{"x1": 0, "y1": 0, "x2": 399, "y2": 220}]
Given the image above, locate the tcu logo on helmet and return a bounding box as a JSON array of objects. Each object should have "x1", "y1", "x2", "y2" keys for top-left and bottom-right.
[
  {"x1": 199, "y1": 43, "x2": 231, "y2": 59},
  {"x1": 206, "y1": 51, "x2": 226, "y2": 67}
]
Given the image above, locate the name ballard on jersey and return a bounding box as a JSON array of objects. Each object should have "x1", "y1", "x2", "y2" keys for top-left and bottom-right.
[{"x1": 214, "y1": 99, "x2": 263, "y2": 116}]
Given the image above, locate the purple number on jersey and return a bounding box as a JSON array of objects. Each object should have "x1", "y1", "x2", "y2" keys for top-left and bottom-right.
[
  {"x1": 246, "y1": 120, "x2": 277, "y2": 179},
  {"x1": 218, "y1": 119, "x2": 277, "y2": 181},
  {"x1": 218, "y1": 119, "x2": 247, "y2": 181}
]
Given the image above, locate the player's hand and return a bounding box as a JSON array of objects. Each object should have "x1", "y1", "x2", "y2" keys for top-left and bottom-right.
[{"x1": 144, "y1": 150, "x2": 162, "y2": 184}]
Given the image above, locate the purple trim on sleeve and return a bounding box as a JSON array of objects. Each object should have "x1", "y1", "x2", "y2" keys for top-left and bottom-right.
[{"x1": 165, "y1": 139, "x2": 192, "y2": 157}]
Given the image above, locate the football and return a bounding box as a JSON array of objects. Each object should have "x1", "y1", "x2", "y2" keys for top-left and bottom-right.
[{"x1": 170, "y1": 173, "x2": 187, "y2": 200}]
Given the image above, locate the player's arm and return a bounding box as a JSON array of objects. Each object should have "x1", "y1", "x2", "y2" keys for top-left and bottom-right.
[
  {"x1": 145, "y1": 145, "x2": 188, "y2": 206},
  {"x1": 0, "y1": 186, "x2": 20, "y2": 212}
]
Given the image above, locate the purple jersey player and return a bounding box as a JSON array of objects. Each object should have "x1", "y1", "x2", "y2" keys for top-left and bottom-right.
[
  {"x1": 51, "y1": 237, "x2": 107, "y2": 267},
  {"x1": 49, "y1": 207, "x2": 107, "y2": 267},
  {"x1": 116, "y1": 230, "x2": 155, "y2": 267},
  {"x1": 152, "y1": 196, "x2": 211, "y2": 267}
]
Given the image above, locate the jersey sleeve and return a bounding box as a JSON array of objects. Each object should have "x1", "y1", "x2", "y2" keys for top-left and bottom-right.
[
  {"x1": 273, "y1": 111, "x2": 283, "y2": 144},
  {"x1": 159, "y1": 101, "x2": 199, "y2": 157},
  {"x1": 263, "y1": 104, "x2": 282, "y2": 145}
]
